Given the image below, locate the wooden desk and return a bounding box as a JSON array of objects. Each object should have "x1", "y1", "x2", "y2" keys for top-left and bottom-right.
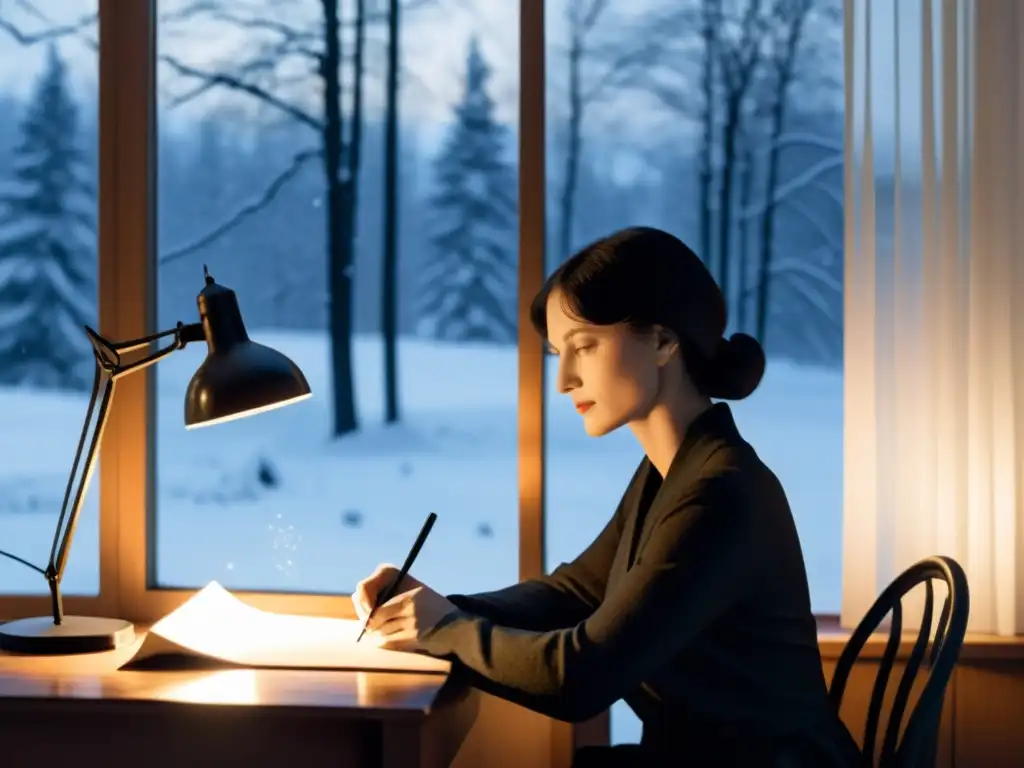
[{"x1": 0, "y1": 635, "x2": 479, "y2": 768}]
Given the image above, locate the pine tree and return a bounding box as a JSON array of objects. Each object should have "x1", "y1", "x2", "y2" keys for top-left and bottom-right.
[
  {"x1": 0, "y1": 44, "x2": 96, "y2": 391},
  {"x1": 421, "y1": 37, "x2": 517, "y2": 343}
]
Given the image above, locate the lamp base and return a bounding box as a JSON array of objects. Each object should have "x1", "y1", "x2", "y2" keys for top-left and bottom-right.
[{"x1": 0, "y1": 615, "x2": 136, "y2": 655}]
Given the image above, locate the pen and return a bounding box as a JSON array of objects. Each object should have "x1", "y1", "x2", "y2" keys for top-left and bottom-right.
[{"x1": 356, "y1": 511, "x2": 437, "y2": 643}]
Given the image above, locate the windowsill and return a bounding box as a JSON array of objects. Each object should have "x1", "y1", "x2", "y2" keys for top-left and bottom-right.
[{"x1": 815, "y1": 614, "x2": 1024, "y2": 662}]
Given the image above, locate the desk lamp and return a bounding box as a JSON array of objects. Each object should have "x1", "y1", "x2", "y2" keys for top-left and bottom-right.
[{"x1": 0, "y1": 267, "x2": 312, "y2": 654}]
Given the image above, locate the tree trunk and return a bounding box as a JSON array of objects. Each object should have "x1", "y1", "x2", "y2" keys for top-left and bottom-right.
[
  {"x1": 322, "y1": 0, "x2": 358, "y2": 436},
  {"x1": 754, "y1": 92, "x2": 785, "y2": 346},
  {"x1": 344, "y1": 0, "x2": 366, "y2": 350},
  {"x1": 716, "y1": 93, "x2": 742, "y2": 303},
  {"x1": 348, "y1": 0, "x2": 366, "y2": 237},
  {"x1": 716, "y1": 0, "x2": 763, "y2": 307},
  {"x1": 736, "y1": 145, "x2": 754, "y2": 332},
  {"x1": 382, "y1": 0, "x2": 400, "y2": 423},
  {"x1": 755, "y1": 4, "x2": 808, "y2": 346},
  {"x1": 698, "y1": 0, "x2": 717, "y2": 267}
]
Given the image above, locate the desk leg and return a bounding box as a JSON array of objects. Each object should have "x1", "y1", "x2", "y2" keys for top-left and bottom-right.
[
  {"x1": 380, "y1": 686, "x2": 479, "y2": 768},
  {"x1": 381, "y1": 722, "x2": 424, "y2": 768}
]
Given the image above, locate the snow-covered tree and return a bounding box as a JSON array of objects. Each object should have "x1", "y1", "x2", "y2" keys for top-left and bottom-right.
[
  {"x1": 421, "y1": 37, "x2": 517, "y2": 344},
  {"x1": 0, "y1": 43, "x2": 96, "y2": 391}
]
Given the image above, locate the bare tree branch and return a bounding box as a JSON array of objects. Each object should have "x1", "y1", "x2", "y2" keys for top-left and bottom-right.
[
  {"x1": 741, "y1": 252, "x2": 842, "y2": 308},
  {"x1": 159, "y1": 54, "x2": 323, "y2": 130},
  {"x1": 159, "y1": 148, "x2": 321, "y2": 265},
  {"x1": 720, "y1": 0, "x2": 768, "y2": 92},
  {"x1": 771, "y1": 256, "x2": 842, "y2": 294},
  {"x1": 637, "y1": 71, "x2": 701, "y2": 120},
  {"x1": 580, "y1": 37, "x2": 670, "y2": 106},
  {"x1": 566, "y1": 0, "x2": 608, "y2": 33},
  {"x1": 359, "y1": 0, "x2": 436, "y2": 24},
  {"x1": 738, "y1": 153, "x2": 841, "y2": 219},
  {"x1": 160, "y1": 0, "x2": 220, "y2": 23},
  {"x1": 167, "y1": 0, "x2": 435, "y2": 27},
  {"x1": 0, "y1": 14, "x2": 93, "y2": 44},
  {"x1": 810, "y1": 178, "x2": 842, "y2": 209},
  {"x1": 771, "y1": 283, "x2": 839, "y2": 361},
  {"x1": 0, "y1": 1, "x2": 97, "y2": 50},
  {"x1": 596, "y1": 4, "x2": 703, "y2": 115},
  {"x1": 204, "y1": 9, "x2": 320, "y2": 43},
  {"x1": 784, "y1": 196, "x2": 841, "y2": 251},
  {"x1": 755, "y1": 130, "x2": 842, "y2": 156}
]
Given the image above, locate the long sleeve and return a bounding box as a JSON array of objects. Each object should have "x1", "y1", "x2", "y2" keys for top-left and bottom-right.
[
  {"x1": 420, "y1": 473, "x2": 764, "y2": 723},
  {"x1": 446, "y1": 501, "x2": 624, "y2": 632}
]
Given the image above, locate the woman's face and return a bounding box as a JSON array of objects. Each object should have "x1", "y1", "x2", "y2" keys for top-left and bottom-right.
[{"x1": 545, "y1": 290, "x2": 666, "y2": 437}]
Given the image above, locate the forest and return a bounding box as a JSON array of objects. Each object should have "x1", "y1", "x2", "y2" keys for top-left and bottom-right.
[{"x1": 0, "y1": 0, "x2": 845, "y2": 438}]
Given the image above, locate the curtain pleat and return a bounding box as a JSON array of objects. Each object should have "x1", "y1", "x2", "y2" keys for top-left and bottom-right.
[{"x1": 842, "y1": 0, "x2": 1024, "y2": 635}]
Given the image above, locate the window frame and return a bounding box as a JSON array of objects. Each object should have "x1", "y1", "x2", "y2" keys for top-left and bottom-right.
[
  {"x1": 111, "y1": 0, "x2": 548, "y2": 624},
  {"x1": 0, "y1": 1, "x2": 548, "y2": 620}
]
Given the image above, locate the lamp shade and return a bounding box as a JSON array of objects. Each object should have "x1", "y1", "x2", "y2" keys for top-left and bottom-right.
[{"x1": 184, "y1": 269, "x2": 311, "y2": 428}]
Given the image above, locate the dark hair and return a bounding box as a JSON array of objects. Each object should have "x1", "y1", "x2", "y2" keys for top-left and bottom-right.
[{"x1": 530, "y1": 226, "x2": 765, "y2": 401}]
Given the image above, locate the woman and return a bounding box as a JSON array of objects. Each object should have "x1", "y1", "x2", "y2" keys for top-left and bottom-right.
[{"x1": 354, "y1": 227, "x2": 864, "y2": 767}]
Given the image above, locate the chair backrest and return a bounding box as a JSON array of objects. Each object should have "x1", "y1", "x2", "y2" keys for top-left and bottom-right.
[{"x1": 828, "y1": 555, "x2": 970, "y2": 768}]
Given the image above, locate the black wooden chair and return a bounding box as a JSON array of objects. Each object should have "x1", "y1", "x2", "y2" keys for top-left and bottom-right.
[{"x1": 829, "y1": 555, "x2": 970, "y2": 768}]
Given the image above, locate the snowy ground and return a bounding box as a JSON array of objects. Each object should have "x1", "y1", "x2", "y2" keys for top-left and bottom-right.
[{"x1": 0, "y1": 330, "x2": 842, "y2": 744}]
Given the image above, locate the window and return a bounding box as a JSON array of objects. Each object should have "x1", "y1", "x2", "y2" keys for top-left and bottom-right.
[
  {"x1": 542, "y1": 0, "x2": 844, "y2": 745},
  {"x1": 0, "y1": 0, "x2": 849, "y2": 755},
  {"x1": 152, "y1": 0, "x2": 521, "y2": 596},
  {"x1": 0, "y1": 3, "x2": 99, "y2": 597}
]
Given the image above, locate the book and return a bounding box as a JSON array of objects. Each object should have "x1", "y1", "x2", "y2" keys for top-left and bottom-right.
[{"x1": 118, "y1": 581, "x2": 451, "y2": 675}]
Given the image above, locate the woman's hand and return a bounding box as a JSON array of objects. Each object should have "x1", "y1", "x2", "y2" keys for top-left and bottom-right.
[
  {"x1": 355, "y1": 568, "x2": 458, "y2": 652},
  {"x1": 365, "y1": 586, "x2": 458, "y2": 651},
  {"x1": 353, "y1": 563, "x2": 424, "y2": 623}
]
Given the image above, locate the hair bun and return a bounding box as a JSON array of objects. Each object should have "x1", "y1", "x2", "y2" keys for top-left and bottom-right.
[{"x1": 704, "y1": 333, "x2": 766, "y2": 400}]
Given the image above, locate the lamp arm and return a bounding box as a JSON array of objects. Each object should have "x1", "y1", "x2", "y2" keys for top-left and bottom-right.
[
  {"x1": 85, "y1": 321, "x2": 206, "y2": 368},
  {"x1": 40, "y1": 320, "x2": 205, "y2": 625}
]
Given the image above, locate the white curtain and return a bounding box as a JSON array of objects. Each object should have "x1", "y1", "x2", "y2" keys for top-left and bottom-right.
[{"x1": 843, "y1": 0, "x2": 1024, "y2": 636}]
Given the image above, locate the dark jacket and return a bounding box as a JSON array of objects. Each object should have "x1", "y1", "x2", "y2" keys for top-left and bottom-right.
[{"x1": 418, "y1": 403, "x2": 864, "y2": 766}]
